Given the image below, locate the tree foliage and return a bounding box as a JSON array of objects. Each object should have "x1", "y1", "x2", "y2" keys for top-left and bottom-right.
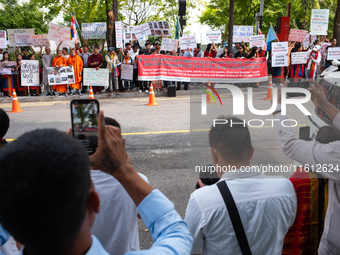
[
  {"x1": 200, "y1": 0, "x2": 338, "y2": 39},
  {"x1": 0, "y1": 0, "x2": 58, "y2": 33}
]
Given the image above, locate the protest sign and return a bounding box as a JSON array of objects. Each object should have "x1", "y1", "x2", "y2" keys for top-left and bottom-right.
[
  {"x1": 272, "y1": 42, "x2": 288, "y2": 54},
  {"x1": 272, "y1": 42, "x2": 288, "y2": 67},
  {"x1": 162, "y1": 38, "x2": 178, "y2": 52},
  {"x1": 0, "y1": 31, "x2": 6, "y2": 48},
  {"x1": 15, "y1": 34, "x2": 33, "y2": 46},
  {"x1": 206, "y1": 31, "x2": 221, "y2": 43},
  {"x1": 0, "y1": 61, "x2": 18, "y2": 75},
  {"x1": 148, "y1": 21, "x2": 171, "y2": 37},
  {"x1": 133, "y1": 23, "x2": 151, "y2": 38},
  {"x1": 47, "y1": 23, "x2": 74, "y2": 48},
  {"x1": 303, "y1": 33, "x2": 317, "y2": 48},
  {"x1": 7, "y1": 29, "x2": 34, "y2": 47},
  {"x1": 310, "y1": 9, "x2": 329, "y2": 35},
  {"x1": 21, "y1": 60, "x2": 40, "y2": 86},
  {"x1": 115, "y1": 22, "x2": 123, "y2": 48},
  {"x1": 83, "y1": 68, "x2": 109, "y2": 87},
  {"x1": 233, "y1": 26, "x2": 253, "y2": 42},
  {"x1": 288, "y1": 29, "x2": 307, "y2": 42},
  {"x1": 179, "y1": 35, "x2": 196, "y2": 50},
  {"x1": 47, "y1": 66, "x2": 75, "y2": 85},
  {"x1": 272, "y1": 54, "x2": 288, "y2": 67},
  {"x1": 138, "y1": 55, "x2": 267, "y2": 83},
  {"x1": 327, "y1": 47, "x2": 340, "y2": 60},
  {"x1": 121, "y1": 64, "x2": 133, "y2": 81},
  {"x1": 249, "y1": 35, "x2": 265, "y2": 48},
  {"x1": 81, "y1": 23, "x2": 106, "y2": 39},
  {"x1": 291, "y1": 52, "x2": 307, "y2": 65},
  {"x1": 320, "y1": 43, "x2": 331, "y2": 59},
  {"x1": 32, "y1": 35, "x2": 50, "y2": 47}
]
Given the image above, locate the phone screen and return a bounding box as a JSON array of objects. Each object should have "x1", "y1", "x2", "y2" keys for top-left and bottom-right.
[
  {"x1": 299, "y1": 126, "x2": 311, "y2": 141},
  {"x1": 71, "y1": 99, "x2": 99, "y2": 155}
]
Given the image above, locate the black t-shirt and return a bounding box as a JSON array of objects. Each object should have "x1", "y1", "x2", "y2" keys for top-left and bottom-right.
[
  {"x1": 22, "y1": 55, "x2": 30, "y2": 60},
  {"x1": 234, "y1": 52, "x2": 246, "y2": 58},
  {"x1": 144, "y1": 50, "x2": 151, "y2": 55}
]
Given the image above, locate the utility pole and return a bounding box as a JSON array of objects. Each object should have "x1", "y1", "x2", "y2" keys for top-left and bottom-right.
[
  {"x1": 228, "y1": 0, "x2": 234, "y2": 54},
  {"x1": 255, "y1": 0, "x2": 264, "y2": 33}
]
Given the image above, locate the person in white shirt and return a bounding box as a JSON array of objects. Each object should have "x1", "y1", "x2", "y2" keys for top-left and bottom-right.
[
  {"x1": 273, "y1": 80, "x2": 340, "y2": 255},
  {"x1": 185, "y1": 116, "x2": 297, "y2": 255},
  {"x1": 91, "y1": 117, "x2": 148, "y2": 255},
  {"x1": 129, "y1": 44, "x2": 140, "y2": 90},
  {"x1": 305, "y1": 45, "x2": 321, "y2": 80}
]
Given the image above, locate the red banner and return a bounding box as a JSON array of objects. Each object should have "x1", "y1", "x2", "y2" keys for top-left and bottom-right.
[{"x1": 137, "y1": 55, "x2": 268, "y2": 82}]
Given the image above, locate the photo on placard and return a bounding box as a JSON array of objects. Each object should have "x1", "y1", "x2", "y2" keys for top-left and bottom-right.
[
  {"x1": 163, "y1": 22, "x2": 170, "y2": 29},
  {"x1": 61, "y1": 76, "x2": 68, "y2": 82},
  {"x1": 153, "y1": 22, "x2": 158, "y2": 29},
  {"x1": 148, "y1": 22, "x2": 153, "y2": 29},
  {"x1": 66, "y1": 67, "x2": 72, "y2": 73},
  {"x1": 68, "y1": 75, "x2": 74, "y2": 83},
  {"x1": 158, "y1": 22, "x2": 164, "y2": 29},
  {"x1": 0, "y1": 31, "x2": 5, "y2": 39},
  {"x1": 47, "y1": 68, "x2": 54, "y2": 75},
  {"x1": 132, "y1": 33, "x2": 136, "y2": 39},
  {"x1": 49, "y1": 76, "x2": 55, "y2": 83},
  {"x1": 162, "y1": 30, "x2": 170, "y2": 36},
  {"x1": 126, "y1": 33, "x2": 131, "y2": 40},
  {"x1": 155, "y1": 30, "x2": 162, "y2": 36},
  {"x1": 60, "y1": 68, "x2": 66, "y2": 73},
  {"x1": 150, "y1": 30, "x2": 155, "y2": 36},
  {"x1": 55, "y1": 76, "x2": 61, "y2": 83}
]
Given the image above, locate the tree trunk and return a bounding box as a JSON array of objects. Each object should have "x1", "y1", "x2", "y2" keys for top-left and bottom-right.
[
  {"x1": 334, "y1": 0, "x2": 340, "y2": 45},
  {"x1": 228, "y1": 0, "x2": 234, "y2": 53},
  {"x1": 106, "y1": 0, "x2": 118, "y2": 48}
]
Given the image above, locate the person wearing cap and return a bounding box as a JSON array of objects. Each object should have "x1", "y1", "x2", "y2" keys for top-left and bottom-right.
[
  {"x1": 305, "y1": 45, "x2": 321, "y2": 80},
  {"x1": 105, "y1": 47, "x2": 120, "y2": 94}
]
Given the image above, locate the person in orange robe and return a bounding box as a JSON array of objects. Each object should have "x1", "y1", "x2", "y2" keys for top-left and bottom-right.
[
  {"x1": 67, "y1": 48, "x2": 83, "y2": 96},
  {"x1": 52, "y1": 50, "x2": 69, "y2": 96}
]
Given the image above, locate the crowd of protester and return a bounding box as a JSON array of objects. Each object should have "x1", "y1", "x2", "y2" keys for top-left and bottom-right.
[
  {"x1": 0, "y1": 72, "x2": 339, "y2": 254},
  {"x1": 0, "y1": 36, "x2": 286, "y2": 97}
]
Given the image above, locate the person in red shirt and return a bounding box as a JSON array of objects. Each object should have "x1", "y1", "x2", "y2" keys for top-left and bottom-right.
[
  {"x1": 204, "y1": 42, "x2": 217, "y2": 58},
  {"x1": 88, "y1": 48, "x2": 104, "y2": 93},
  {"x1": 219, "y1": 46, "x2": 232, "y2": 59},
  {"x1": 258, "y1": 47, "x2": 265, "y2": 58}
]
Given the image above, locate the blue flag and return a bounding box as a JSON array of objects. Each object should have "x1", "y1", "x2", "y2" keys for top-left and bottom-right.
[{"x1": 266, "y1": 24, "x2": 278, "y2": 51}]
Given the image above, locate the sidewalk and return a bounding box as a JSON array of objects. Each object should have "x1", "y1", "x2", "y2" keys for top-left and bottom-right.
[{"x1": 0, "y1": 85, "x2": 269, "y2": 103}]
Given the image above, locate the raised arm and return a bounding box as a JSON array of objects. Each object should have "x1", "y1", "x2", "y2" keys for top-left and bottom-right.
[
  {"x1": 90, "y1": 112, "x2": 193, "y2": 254},
  {"x1": 39, "y1": 46, "x2": 43, "y2": 58},
  {"x1": 15, "y1": 46, "x2": 20, "y2": 56},
  {"x1": 57, "y1": 42, "x2": 62, "y2": 52},
  {"x1": 29, "y1": 46, "x2": 35, "y2": 54}
]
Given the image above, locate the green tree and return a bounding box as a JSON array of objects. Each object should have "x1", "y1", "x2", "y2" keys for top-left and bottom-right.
[{"x1": 0, "y1": 0, "x2": 58, "y2": 33}]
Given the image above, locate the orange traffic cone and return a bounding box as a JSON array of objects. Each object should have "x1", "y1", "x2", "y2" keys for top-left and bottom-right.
[
  {"x1": 9, "y1": 89, "x2": 24, "y2": 113},
  {"x1": 206, "y1": 81, "x2": 213, "y2": 104},
  {"x1": 264, "y1": 76, "x2": 273, "y2": 101},
  {"x1": 89, "y1": 86, "x2": 94, "y2": 99},
  {"x1": 147, "y1": 83, "x2": 158, "y2": 106}
]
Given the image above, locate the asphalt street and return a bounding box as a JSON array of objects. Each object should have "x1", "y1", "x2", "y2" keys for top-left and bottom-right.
[{"x1": 2, "y1": 88, "x2": 315, "y2": 250}]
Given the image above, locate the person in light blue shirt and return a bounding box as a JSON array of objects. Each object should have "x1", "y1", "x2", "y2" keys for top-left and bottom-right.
[{"x1": 0, "y1": 111, "x2": 193, "y2": 255}]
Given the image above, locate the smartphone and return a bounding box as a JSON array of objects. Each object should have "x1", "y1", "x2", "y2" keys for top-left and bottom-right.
[
  {"x1": 299, "y1": 126, "x2": 311, "y2": 141},
  {"x1": 70, "y1": 99, "x2": 100, "y2": 155}
]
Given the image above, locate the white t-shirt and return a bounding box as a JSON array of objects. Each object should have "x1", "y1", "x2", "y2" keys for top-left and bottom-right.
[{"x1": 90, "y1": 170, "x2": 148, "y2": 255}]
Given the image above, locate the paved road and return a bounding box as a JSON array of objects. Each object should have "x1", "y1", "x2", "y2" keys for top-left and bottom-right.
[{"x1": 2, "y1": 89, "x2": 314, "y2": 250}]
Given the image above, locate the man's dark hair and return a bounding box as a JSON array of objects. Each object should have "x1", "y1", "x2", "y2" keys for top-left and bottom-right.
[
  {"x1": 0, "y1": 129, "x2": 91, "y2": 253},
  {"x1": 62, "y1": 47, "x2": 68, "y2": 53},
  {"x1": 196, "y1": 43, "x2": 201, "y2": 49},
  {"x1": 145, "y1": 42, "x2": 151, "y2": 47},
  {"x1": 22, "y1": 47, "x2": 28, "y2": 52},
  {"x1": 94, "y1": 44, "x2": 99, "y2": 48},
  {"x1": 139, "y1": 49, "x2": 145, "y2": 55},
  {"x1": 209, "y1": 116, "x2": 252, "y2": 162},
  {"x1": 160, "y1": 50, "x2": 166, "y2": 55},
  {"x1": 104, "y1": 117, "x2": 121, "y2": 129},
  {"x1": 124, "y1": 51, "x2": 129, "y2": 56},
  {"x1": 132, "y1": 44, "x2": 138, "y2": 49},
  {"x1": 150, "y1": 48, "x2": 156, "y2": 53},
  {"x1": 125, "y1": 42, "x2": 131, "y2": 47},
  {"x1": 316, "y1": 126, "x2": 340, "y2": 144},
  {"x1": 0, "y1": 109, "x2": 9, "y2": 138},
  {"x1": 331, "y1": 38, "x2": 337, "y2": 42}
]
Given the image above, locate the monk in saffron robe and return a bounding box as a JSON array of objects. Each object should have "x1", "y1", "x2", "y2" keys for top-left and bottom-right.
[
  {"x1": 52, "y1": 50, "x2": 68, "y2": 95},
  {"x1": 67, "y1": 48, "x2": 83, "y2": 96}
]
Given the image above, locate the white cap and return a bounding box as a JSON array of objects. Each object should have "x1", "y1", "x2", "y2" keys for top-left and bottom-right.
[{"x1": 313, "y1": 45, "x2": 321, "y2": 51}]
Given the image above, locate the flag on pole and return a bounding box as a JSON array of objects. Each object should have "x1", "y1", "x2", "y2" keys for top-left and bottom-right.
[
  {"x1": 266, "y1": 24, "x2": 279, "y2": 51},
  {"x1": 70, "y1": 11, "x2": 80, "y2": 44},
  {"x1": 175, "y1": 17, "x2": 181, "y2": 40}
]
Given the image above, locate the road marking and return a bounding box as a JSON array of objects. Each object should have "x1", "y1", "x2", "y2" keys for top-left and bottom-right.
[{"x1": 6, "y1": 124, "x2": 306, "y2": 141}]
